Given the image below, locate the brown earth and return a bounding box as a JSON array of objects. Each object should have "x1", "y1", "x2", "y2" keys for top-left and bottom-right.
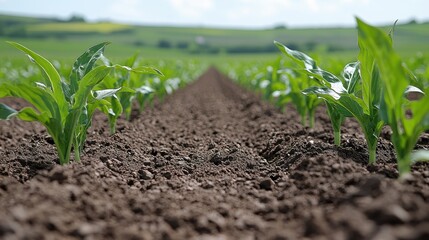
[{"x1": 1, "y1": 67, "x2": 429, "y2": 240}]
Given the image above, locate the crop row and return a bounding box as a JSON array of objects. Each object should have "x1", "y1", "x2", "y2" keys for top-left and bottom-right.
[
  {"x1": 1, "y1": 18, "x2": 428, "y2": 178},
  {"x1": 226, "y1": 18, "x2": 429, "y2": 177},
  {"x1": 0, "y1": 42, "x2": 205, "y2": 164}
]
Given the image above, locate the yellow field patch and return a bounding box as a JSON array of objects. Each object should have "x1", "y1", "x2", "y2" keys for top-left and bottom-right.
[{"x1": 27, "y1": 22, "x2": 132, "y2": 34}]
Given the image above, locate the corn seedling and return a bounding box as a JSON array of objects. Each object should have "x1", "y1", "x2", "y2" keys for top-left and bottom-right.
[
  {"x1": 275, "y1": 38, "x2": 386, "y2": 162},
  {"x1": 357, "y1": 18, "x2": 429, "y2": 176},
  {"x1": 0, "y1": 42, "x2": 159, "y2": 164},
  {"x1": 275, "y1": 41, "x2": 345, "y2": 144},
  {"x1": 97, "y1": 53, "x2": 161, "y2": 122},
  {"x1": 273, "y1": 67, "x2": 321, "y2": 128}
]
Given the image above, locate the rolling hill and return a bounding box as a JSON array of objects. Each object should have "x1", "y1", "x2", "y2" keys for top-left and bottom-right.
[{"x1": 1, "y1": 13, "x2": 428, "y2": 61}]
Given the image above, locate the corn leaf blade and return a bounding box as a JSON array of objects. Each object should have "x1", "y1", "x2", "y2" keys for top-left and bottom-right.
[
  {"x1": 69, "y1": 42, "x2": 110, "y2": 95},
  {"x1": 0, "y1": 104, "x2": 18, "y2": 120},
  {"x1": 274, "y1": 41, "x2": 317, "y2": 70},
  {"x1": 6, "y1": 41, "x2": 67, "y2": 115}
]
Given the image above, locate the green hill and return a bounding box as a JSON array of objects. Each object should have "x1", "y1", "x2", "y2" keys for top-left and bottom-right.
[{"x1": 0, "y1": 13, "x2": 428, "y2": 62}]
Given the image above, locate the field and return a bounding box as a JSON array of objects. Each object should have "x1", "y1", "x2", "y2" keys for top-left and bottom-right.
[
  {"x1": 1, "y1": 13, "x2": 429, "y2": 61},
  {"x1": 1, "y1": 14, "x2": 429, "y2": 239}
]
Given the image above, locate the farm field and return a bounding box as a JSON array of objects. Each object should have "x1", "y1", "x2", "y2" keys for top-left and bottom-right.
[
  {"x1": 1, "y1": 13, "x2": 429, "y2": 239},
  {"x1": 1, "y1": 14, "x2": 429, "y2": 61},
  {"x1": 1, "y1": 66, "x2": 429, "y2": 239}
]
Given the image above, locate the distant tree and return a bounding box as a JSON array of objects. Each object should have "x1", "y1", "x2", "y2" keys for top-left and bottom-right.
[
  {"x1": 158, "y1": 39, "x2": 172, "y2": 48},
  {"x1": 405, "y1": 19, "x2": 418, "y2": 25},
  {"x1": 304, "y1": 41, "x2": 317, "y2": 51},
  {"x1": 273, "y1": 24, "x2": 287, "y2": 30},
  {"x1": 176, "y1": 41, "x2": 189, "y2": 49},
  {"x1": 68, "y1": 15, "x2": 86, "y2": 23},
  {"x1": 8, "y1": 26, "x2": 27, "y2": 37},
  {"x1": 132, "y1": 40, "x2": 145, "y2": 47},
  {"x1": 226, "y1": 44, "x2": 278, "y2": 54}
]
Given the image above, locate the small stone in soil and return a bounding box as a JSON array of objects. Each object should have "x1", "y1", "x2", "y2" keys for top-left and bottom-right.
[
  {"x1": 139, "y1": 170, "x2": 153, "y2": 180},
  {"x1": 202, "y1": 181, "x2": 215, "y2": 189},
  {"x1": 259, "y1": 178, "x2": 275, "y2": 190},
  {"x1": 163, "y1": 171, "x2": 172, "y2": 179}
]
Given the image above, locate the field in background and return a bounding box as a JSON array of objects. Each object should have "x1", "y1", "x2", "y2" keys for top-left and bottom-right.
[{"x1": 1, "y1": 13, "x2": 428, "y2": 65}]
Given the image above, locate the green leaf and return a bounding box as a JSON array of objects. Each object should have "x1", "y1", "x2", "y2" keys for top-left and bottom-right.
[
  {"x1": 93, "y1": 88, "x2": 122, "y2": 100},
  {"x1": 387, "y1": 19, "x2": 398, "y2": 43},
  {"x1": 1, "y1": 83, "x2": 61, "y2": 121},
  {"x1": 17, "y1": 107, "x2": 49, "y2": 123},
  {"x1": 342, "y1": 62, "x2": 360, "y2": 93},
  {"x1": 72, "y1": 66, "x2": 112, "y2": 110},
  {"x1": 274, "y1": 41, "x2": 317, "y2": 70},
  {"x1": 119, "y1": 86, "x2": 136, "y2": 93},
  {"x1": 7, "y1": 41, "x2": 67, "y2": 116},
  {"x1": 356, "y1": 18, "x2": 407, "y2": 116},
  {"x1": 124, "y1": 52, "x2": 139, "y2": 68},
  {"x1": 0, "y1": 85, "x2": 7, "y2": 98},
  {"x1": 303, "y1": 86, "x2": 364, "y2": 118},
  {"x1": 135, "y1": 85, "x2": 154, "y2": 95},
  {"x1": 303, "y1": 86, "x2": 340, "y2": 100},
  {"x1": 0, "y1": 104, "x2": 17, "y2": 120},
  {"x1": 407, "y1": 95, "x2": 429, "y2": 132},
  {"x1": 357, "y1": 24, "x2": 382, "y2": 116},
  {"x1": 133, "y1": 66, "x2": 163, "y2": 76},
  {"x1": 114, "y1": 65, "x2": 163, "y2": 76},
  {"x1": 306, "y1": 69, "x2": 346, "y2": 93},
  {"x1": 69, "y1": 42, "x2": 110, "y2": 95}
]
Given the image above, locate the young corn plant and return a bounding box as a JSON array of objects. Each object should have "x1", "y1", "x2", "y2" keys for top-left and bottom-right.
[
  {"x1": 129, "y1": 71, "x2": 160, "y2": 117},
  {"x1": 97, "y1": 53, "x2": 161, "y2": 122},
  {"x1": 357, "y1": 18, "x2": 429, "y2": 176},
  {"x1": 273, "y1": 67, "x2": 321, "y2": 128},
  {"x1": 275, "y1": 41, "x2": 345, "y2": 145},
  {"x1": 275, "y1": 40, "x2": 384, "y2": 162},
  {"x1": 0, "y1": 42, "x2": 158, "y2": 164},
  {"x1": 258, "y1": 58, "x2": 283, "y2": 101}
]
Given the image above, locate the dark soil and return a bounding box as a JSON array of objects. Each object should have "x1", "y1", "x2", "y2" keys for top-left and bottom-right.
[{"x1": 1, "y1": 67, "x2": 429, "y2": 240}]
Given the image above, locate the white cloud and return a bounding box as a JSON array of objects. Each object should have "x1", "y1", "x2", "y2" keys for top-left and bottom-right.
[
  {"x1": 304, "y1": 0, "x2": 370, "y2": 14},
  {"x1": 227, "y1": 0, "x2": 292, "y2": 20},
  {"x1": 305, "y1": 0, "x2": 320, "y2": 12},
  {"x1": 225, "y1": 0, "x2": 373, "y2": 26},
  {"x1": 169, "y1": 0, "x2": 214, "y2": 18},
  {"x1": 340, "y1": 0, "x2": 370, "y2": 4},
  {"x1": 107, "y1": 0, "x2": 142, "y2": 19}
]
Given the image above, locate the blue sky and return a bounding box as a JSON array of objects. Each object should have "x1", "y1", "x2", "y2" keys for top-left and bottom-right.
[{"x1": 1, "y1": 0, "x2": 428, "y2": 28}]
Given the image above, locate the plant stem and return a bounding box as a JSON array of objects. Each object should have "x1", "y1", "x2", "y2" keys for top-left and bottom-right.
[
  {"x1": 326, "y1": 103, "x2": 343, "y2": 146},
  {"x1": 334, "y1": 130, "x2": 341, "y2": 146},
  {"x1": 49, "y1": 131, "x2": 67, "y2": 165},
  {"x1": 57, "y1": 143, "x2": 67, "y2": 165},
  {"x1": 74, "y1": 151, "x2": 81, "y2": 162},
  {"x1": 109, "y1": 119, "x2": 116, "y2": 135},
  {"x1": 366, "y1": 134, "x2": 378, "y2": 164},
  {"x1": 368, "y1": 145, "x2": 376, "y2": 164},
  {"x1": 308, "y1": 110, "x2": 315, "y2": 128},
  {"x1": 300, "y1": 113, "x2": 306, "y2": 127},
  {"x1": 397, "y1": 154, "x2": 411, "y2": 177}
]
